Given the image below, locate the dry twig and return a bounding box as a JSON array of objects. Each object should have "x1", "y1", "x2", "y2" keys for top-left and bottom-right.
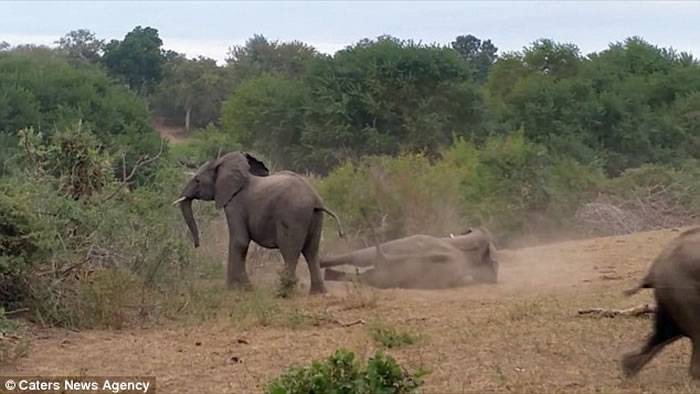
[{"x1": 577, "y1": 303, "x2": 656, "y2": 318}]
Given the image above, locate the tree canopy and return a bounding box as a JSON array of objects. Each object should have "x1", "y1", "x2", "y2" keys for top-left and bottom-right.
[
  {"x1": 4, "y1": 28, "x2": 700, "y2": 178},
  {"x1": 101, "y1": 26, "x2": 165, "y2": 94}
]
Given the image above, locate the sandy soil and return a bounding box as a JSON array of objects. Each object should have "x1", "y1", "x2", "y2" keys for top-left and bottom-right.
[{"x1": 3, "y1": 227, "x2": 700, "y2": 393}]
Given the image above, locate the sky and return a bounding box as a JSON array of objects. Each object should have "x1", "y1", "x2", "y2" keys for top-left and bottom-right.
[{"x1": 2, "y1": 1, "x2": 700, "y2": 63}]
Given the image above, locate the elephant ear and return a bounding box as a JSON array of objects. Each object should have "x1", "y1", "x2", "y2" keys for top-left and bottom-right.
[
  {"x1": 244, "y1": 152, "x2": 270, "y2": 176},
  {"x1": 213, "y1": 152, "x2": 250, "y2": 209}
]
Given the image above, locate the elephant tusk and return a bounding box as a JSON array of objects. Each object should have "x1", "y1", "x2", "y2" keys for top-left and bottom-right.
[
  {"x1": 172, "y1": 197, "x2": 187, "y2": 206},
  {"x1": 450, "y1": 233, "x2": 455, "y2": 239}
]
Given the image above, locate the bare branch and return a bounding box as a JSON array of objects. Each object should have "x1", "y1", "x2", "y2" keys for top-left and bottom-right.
[{"x1": 102, "y1": 139, "x2": 166, "y2": 202}]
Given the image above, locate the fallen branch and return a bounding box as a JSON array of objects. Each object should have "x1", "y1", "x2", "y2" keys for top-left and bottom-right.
[
  {"x1": 303, "y1": 310, "x2": 367, "y2": 328},
  {"x1": 332, "y1": 318, "x2": 366, "y2": 327},
  {"x1": 577, "y1": 303, "x2": 656, "y2": 318}
]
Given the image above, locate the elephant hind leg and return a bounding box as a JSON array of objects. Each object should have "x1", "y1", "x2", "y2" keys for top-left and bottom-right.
[
  {"x1": 621, "y1": 303, "x2": 682, "y2": 377},
  {"x1": 302, "y1": 213, "x2": 327, "y2": 295}
]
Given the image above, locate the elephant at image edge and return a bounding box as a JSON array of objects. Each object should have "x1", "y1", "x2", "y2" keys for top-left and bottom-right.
[
  {"x1": 622, "y1": 227, "x2": 700, "y2": 378},
  {"x1": 172, "y1": 151, "x2": 343, "y2": 294}
]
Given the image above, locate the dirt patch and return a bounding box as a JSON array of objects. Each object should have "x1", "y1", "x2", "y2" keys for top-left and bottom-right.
[{"x1": 3, "y1": 227, "x2": 699, "y2": 393}]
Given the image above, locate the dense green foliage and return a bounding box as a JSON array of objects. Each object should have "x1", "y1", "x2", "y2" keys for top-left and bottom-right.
[
  {"x1": 0, "y1": 48, "x2": 162, "y2": 179},
  {"x1": 216, "y1": 35, "x2": 700, "y2": 176},
  {"x1": 221, "y1": 74, "x2": 307, "y2": 168},
  {"x1": 265, "y1": 349, "x2": 425, "y2": 394},
  {"x1": 0, "y1": 125, "x2": 201, "y2": 327},
  {"x1": 102, "y1": 26, "x2": 165, "y2": 94},
  {"x1": 222, "y1": 36, "x2": 486, "y2": 172},
  {"x1": 488, "y1": 37, "x2": 700, "y2": 174}
]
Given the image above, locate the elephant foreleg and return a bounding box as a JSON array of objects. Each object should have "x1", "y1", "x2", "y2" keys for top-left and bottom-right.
[{"x1": 227, "y1": 240, "x2": 251, "y2": 289}]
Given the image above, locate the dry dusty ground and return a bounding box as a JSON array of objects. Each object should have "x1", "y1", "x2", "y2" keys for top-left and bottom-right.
[{"x1": 3, "y1": 227, "x2": 700, "y2": 393}]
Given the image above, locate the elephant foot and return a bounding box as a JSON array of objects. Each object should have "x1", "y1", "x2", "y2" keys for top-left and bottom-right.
[{"x1": 309, "y1": 283, "x2": 328, "y2": 295}]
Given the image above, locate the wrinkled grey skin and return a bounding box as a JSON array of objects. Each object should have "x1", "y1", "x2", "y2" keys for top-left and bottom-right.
[
  {"x1": 322, "y1": 228, "x2": 498, "y2": 289},
  {"x1": 622, "y1": 227, "x2": 700, "y2": 378},
  {"x1": 174, "y1": 152, "x2": 343, "y2": 294}
]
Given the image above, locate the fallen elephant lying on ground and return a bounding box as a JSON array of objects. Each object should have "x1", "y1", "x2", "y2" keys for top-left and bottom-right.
[{"x1": 321, "y1": 228, "x2": 498, "y2": 289}]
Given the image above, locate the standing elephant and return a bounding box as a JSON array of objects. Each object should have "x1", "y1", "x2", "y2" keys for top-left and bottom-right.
[
  {"x1": 622, "y1": 227, "x2": 700, "y2": 378},
  {"x1": 321, "y1": 228, "x2": 498, "y2": 289},
  {"x1": 172, "y1": 152, "x2": 343, "y2": 294}
]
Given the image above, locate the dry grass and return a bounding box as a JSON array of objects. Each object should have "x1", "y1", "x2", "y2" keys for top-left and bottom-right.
[{"x1": 4, "y1": 227, "x2": 700, "y2": 393}]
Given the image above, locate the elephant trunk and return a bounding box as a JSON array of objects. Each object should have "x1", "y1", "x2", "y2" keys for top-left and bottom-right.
[{"x1": 179, "y1": 198, "x2": 200, "y2": 248}]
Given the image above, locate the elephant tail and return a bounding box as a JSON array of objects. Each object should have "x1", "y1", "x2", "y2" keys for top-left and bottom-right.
[
  {"x1": 316, "y1": 207, "x2": 345, "y2": 238},
  {"x1": 623, "y1": 272, "x2": 654, "y2": 296}
]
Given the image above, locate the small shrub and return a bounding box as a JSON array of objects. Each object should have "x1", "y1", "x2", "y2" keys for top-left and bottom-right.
[
  {"x1": 265, "y1": 348, "x2": 426, "y2": 394},
  {"x1": 369, "y1": 321, "x2": 422, "y2": 349}
]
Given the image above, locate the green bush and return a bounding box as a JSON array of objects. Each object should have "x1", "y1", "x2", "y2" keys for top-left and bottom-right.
[
  {"x1": 0, "y1": 125, "x2": 204, "y2": 328},
  {"x1": 266, "y1": 349, "x2": 426, "y2": 394},
  {"x1": 0, "y1": 50, "x2": 159, "y2": 156},
  {"x1": 18, "y1": 125, "x2": 113, "y2": 199}
]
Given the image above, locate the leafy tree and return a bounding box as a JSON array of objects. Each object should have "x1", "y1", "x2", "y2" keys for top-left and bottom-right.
[
  {"x1": 452, "y1": 34, "x2": 498, "y2": 82},
  {"x1": 101, "y1": 26, "x2": 165, "y2": 94},
  {"x1": 221, "y1": 74, "x2": 308, "y2": 168},
  {"x1": 225, "y1": 34, "x2": 319, "y2": 83},
  {"x1": 0, "y1": 42, "x2": 9, "y2": 52},
  {"x1": 154, "y1": 55, "x2": 227, "y2": 130},
  {"x1": 0, "y1": 50, "x2": 161, "y2": 179},
  {"x1": 55, "y1": 29, "x2": 104, "y2": 64},
  {"x1": 522, "y1": 39, "x2": 581, "y2": 78},
  {"x1": 301, "y1": 36, "x2": 485, "y2": 172},
  {"x1": 487, "y1": 37, "x2": 700, "y2": 174}
]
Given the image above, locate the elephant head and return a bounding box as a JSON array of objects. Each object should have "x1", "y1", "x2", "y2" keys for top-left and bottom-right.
[
  {"x1": 172, "y1": 152, "x2": 269, "y2": 248},
  {"x1": 446, "y1": 228, "x2": 499, "y2": 284},
  {"x1": 471, "y1": 243, "x2": 499, "y2": 283}
]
